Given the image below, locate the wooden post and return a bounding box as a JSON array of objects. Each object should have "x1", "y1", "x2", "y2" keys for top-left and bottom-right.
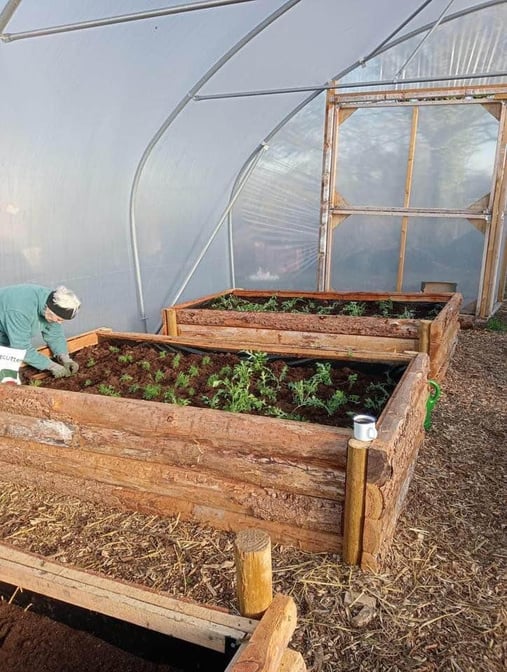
[
  {"x1": 166, "y1": 308, "x2": 179, "y2": 336},
  {"x1": 418, "y1": 319, "x2": 431, "y2": 354},
  {"x1": 342, "y1": 438, "x2": 369, "y2": 566},
  {"x1": 234, "y1": 529, "x2": 273, "y2": 619}
]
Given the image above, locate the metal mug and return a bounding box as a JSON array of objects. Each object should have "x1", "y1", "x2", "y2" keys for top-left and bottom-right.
[{"x1": 353, "y1": 414, "x2": 378, "y2": 441}]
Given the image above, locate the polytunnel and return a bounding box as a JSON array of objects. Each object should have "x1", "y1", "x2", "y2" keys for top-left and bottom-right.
[{"x1": 0, "y1": 0, "x2": 506, "y2": 338}]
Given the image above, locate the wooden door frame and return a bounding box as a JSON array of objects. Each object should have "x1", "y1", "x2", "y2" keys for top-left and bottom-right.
[{"x1": 317, "y1": 84, "x2": 507, "y2": 317}]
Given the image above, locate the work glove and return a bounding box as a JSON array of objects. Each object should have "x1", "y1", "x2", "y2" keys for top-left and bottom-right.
[
  {"x1": 57, "y1": 353, "x2": 79, "y2": 375},
  {"x1": 48, "y1": 362, "x2": 70, "y2": 379}
]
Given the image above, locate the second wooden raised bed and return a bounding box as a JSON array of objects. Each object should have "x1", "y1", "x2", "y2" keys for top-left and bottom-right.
[
  {"x1": 0, "y1": 329, "x2": 430, "y2": 571},
  {"x1": 162, "y1": 289, "x2": 462, "y2": 381}
]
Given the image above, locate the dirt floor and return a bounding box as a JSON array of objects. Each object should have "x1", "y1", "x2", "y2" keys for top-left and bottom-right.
[{"x1": 0, "y1": 317, "x2": 506, "y2": 671}]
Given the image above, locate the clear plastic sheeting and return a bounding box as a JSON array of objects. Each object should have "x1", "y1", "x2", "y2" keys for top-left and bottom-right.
[{"x1": 0, "y1": 1, "x2": 505, "y2": 335}]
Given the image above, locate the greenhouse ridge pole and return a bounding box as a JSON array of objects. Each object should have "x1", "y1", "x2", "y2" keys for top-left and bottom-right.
[
  {"x1": 194, "y1": 71, "x2": 507, "y2": 100},
  {"x1": 0, "y1": 0, "x2": 255, "y2": 42}
]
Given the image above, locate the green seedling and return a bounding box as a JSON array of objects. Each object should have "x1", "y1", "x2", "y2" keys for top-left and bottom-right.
[
  {"x1": 118, "y1": 354, "x2": 133, "y2": 364},
  {"x1": 97, "y1": 384, "x2": 120, "y2": 397},
  {"x1": 341, "y1": 301, "x2": 366, "y2": 317},
  {"x1": 109, "y1": 345, "x2": 120, "y2": 353},
  {"x1": 139, "y1": 360, "x2": 151, "y2": 371},
  {"x1": 143, "y1": 384, "x2": 162, "y2": 400},
  {"x1": 377, "y1": 299, "x2": 394, "y2": 317},
  {"x1": 86, "y1": 357, "x2": 96, "y2": 368},
  {"x1": 154, "y1": 369, "x2": 165, "y2": 383},
  {"x1": 120, "y1": 373, "x2": 133, "y2": 383}
]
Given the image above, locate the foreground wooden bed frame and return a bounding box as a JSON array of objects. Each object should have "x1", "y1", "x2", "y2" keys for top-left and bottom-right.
[
  {"x1": 162, "y1": 289, "x2": 462, "y2": 381},
  {"x1": 0, "y1": 535, "x2": 305, "y2": 671},
  {"x1": 0, "y1": 329, "x2": 429, "y2": 571}
]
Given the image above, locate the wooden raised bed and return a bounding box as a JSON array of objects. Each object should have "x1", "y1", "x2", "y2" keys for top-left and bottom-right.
[
  {"x1": 0, "y1": 329, "x2": 430, "y2": 571},
  {"x1": 161, "y1": 289, "x2": 462, "y2": 381},
  {"x1": 0, "y1": 543, "x2": 305, "y2": 671}
]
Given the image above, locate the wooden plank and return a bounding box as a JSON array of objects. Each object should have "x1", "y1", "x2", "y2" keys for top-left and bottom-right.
[
  {"x1": 0, "y1": 384, "x2": 351, "y2": 464},
  {"x1": 0, "y1": 439, "x2": 342, "y2": 533},
  {"x1": 0, "y1": 542, "x2": 255, "y2": 652},
  {"x1": 317, "y1": 88, "x2": 338, "y2": 290},
  {"x1": 26, "y1": 329, "x2": 102, "y2": 361},
  {"x1": 480, "y1": 102, "x2": 507, "y2": 316},
  {"x1": 230, "y1": 594, "x2": 297, "y2": 672},
  {"x1": 175, "y1": 289, "x2": 455, "y2": 304},
  {"x1": 396, "y1": 106, "x2": 418, "y2": 291},
  {"x1": 0, "y1": 463, "x2": 342, "y2": 554},
  {"x1": 174, "y1": 309, "x2": 421, "y2": 338},
  {"x1": 329, "y1": 84, "x2": 507, "y2": 105},
  {"x1": 278, "y1": 649, "x2": 307, "y2": 672},
  {"x1": 0, "y1": 412, "x2": 347, "y2": 499},
  {"x1": 90, "y1": 328, "x2": 416, "y2": 362},
  {"x1": 176, "y1": 324, "x2": 418, "y2": 354}
]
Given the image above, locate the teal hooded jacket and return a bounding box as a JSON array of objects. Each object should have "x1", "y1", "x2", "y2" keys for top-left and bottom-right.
[{"x1": 0, "y1": 284, "x2": 70, "y2": 370}]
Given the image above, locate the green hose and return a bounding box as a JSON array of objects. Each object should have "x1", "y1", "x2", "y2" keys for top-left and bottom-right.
[{"x1": 424, "y1": 379, "x2": 441, "y2": 430}]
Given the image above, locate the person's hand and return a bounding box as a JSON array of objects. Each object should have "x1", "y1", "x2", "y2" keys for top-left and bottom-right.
[
  {"x1": 57, "y1": 353, "x2": 79, "y2": 375},
  {"x1": 48, "y1": 362, "x2": 70, "y2": 379}
]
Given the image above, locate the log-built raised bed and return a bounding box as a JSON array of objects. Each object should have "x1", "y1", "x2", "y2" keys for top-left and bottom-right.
[
  {"x1": 162, "y1": 289, "x2": 462, "y2": 381},
  {"x1": 0, "y1": 329, "x2": 430, "y2": 571}
]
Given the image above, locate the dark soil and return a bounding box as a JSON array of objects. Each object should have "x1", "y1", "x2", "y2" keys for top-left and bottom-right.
[
  {"x1": 0, "y1": 601, "x2": 184, "y2": 672},
  {"x1": 22, "y1": 340, "x2": 406, "y2": 428},
  {"x1": 204, "y1": 295, "x2": 446, "y2": 319}
]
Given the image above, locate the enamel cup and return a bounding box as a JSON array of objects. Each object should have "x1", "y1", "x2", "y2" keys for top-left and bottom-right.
[{"x1": 353, "y1": 414, "x2": 378, "y2": 441}]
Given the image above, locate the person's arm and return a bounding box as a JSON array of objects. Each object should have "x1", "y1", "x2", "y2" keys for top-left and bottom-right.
[
  {"x1": 40, "y1": 321, "x2": 79, "y2": 374},
  {"x1": 2, "y1": 310, "x2": 53, "y2": 370}
]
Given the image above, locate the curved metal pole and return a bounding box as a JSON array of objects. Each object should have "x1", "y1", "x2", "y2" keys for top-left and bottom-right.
[
  {"x1": 128, "y1": 0, "x2": 301, "y2": 330},
  {"x1": 393, "y1": 0, "x2": 456, "y2": 81},
  {"x1": 169, "y1": 143, "x2": 268, "y2": 308},
  {"x1": 0, "y1": 0, "x2": 22, "y2": 33},
  {"x1": 0, "y1": 0, "x2": 255, "y2": 42}
]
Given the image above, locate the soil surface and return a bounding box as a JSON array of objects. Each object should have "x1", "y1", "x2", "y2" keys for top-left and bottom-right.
[
  {"x1": 0, "y1": 601, "x2": 184, "y2": 672},
  {"x1": 2, "y1": 311, "x2": 506, "y2": 672},
  {"x1": 22, "y1": 341, "x2": 405, "y2": 428},
  {"x1": 204, "y1": 295, "x2": 446, "y2": 319}
]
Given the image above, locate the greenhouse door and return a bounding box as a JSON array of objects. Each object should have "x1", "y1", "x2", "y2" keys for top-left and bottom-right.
[{"x1": 318, "y1": 85, "x2": 507, "y2": 317}]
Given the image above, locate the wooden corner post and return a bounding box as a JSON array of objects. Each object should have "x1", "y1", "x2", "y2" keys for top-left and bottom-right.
[
  {"x1": 342, "y1": 438, "x2": 369, "y2": 565},
  {"x1": 418, "y1": 319, "x2": 431, "y2": 354},
  {"x1": 234, "y1": 529, "x2": 273, "y2": 619},
  {"x1": 166, "y1": 308, "x2": 179, "y2": 336}
]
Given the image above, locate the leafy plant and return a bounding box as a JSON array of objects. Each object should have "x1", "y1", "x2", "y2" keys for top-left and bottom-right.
[
  {"x1": 139, "y1": 360, "x2": 151, "y2": 371},
  {"x1": 397, "y1": 307, "x2": 416, "y2": 319},
  {"x1": 97, "y1": 384, "x2": 120, "y2": 397},
  {"x1": 175, "y1": 372, "x2": 190, "y2": 388},
  {"x1": 341, "y1": 301, "x2": 366, "y2": 317},
  {"x1": 154, "y1": 369, "x2": 165, "y2": 383},
  {"x1": 86, "y1": 357, "x2": 96, "y2": 368},
  {"x1": 143, "y1": 384, "x2": 162, "y2": 400},
  {"x1": 377, "y1": 299, "x2": 393, "y2": 317},
  {"x1": 118, "y1": 354, "x2": 133, "y2": 364},
  {"x1": 109, "y1": 345, "x2": 120, "y2": 353},
  {"x1": 29, "y1": 379, "x2": 42, "y2": 387},
  {"x1": 119, "y1": 374, "x2": 133, "y2": 383},
  {"x1": 172, "y1": 353, "x2": 182, "y2": 369}
]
